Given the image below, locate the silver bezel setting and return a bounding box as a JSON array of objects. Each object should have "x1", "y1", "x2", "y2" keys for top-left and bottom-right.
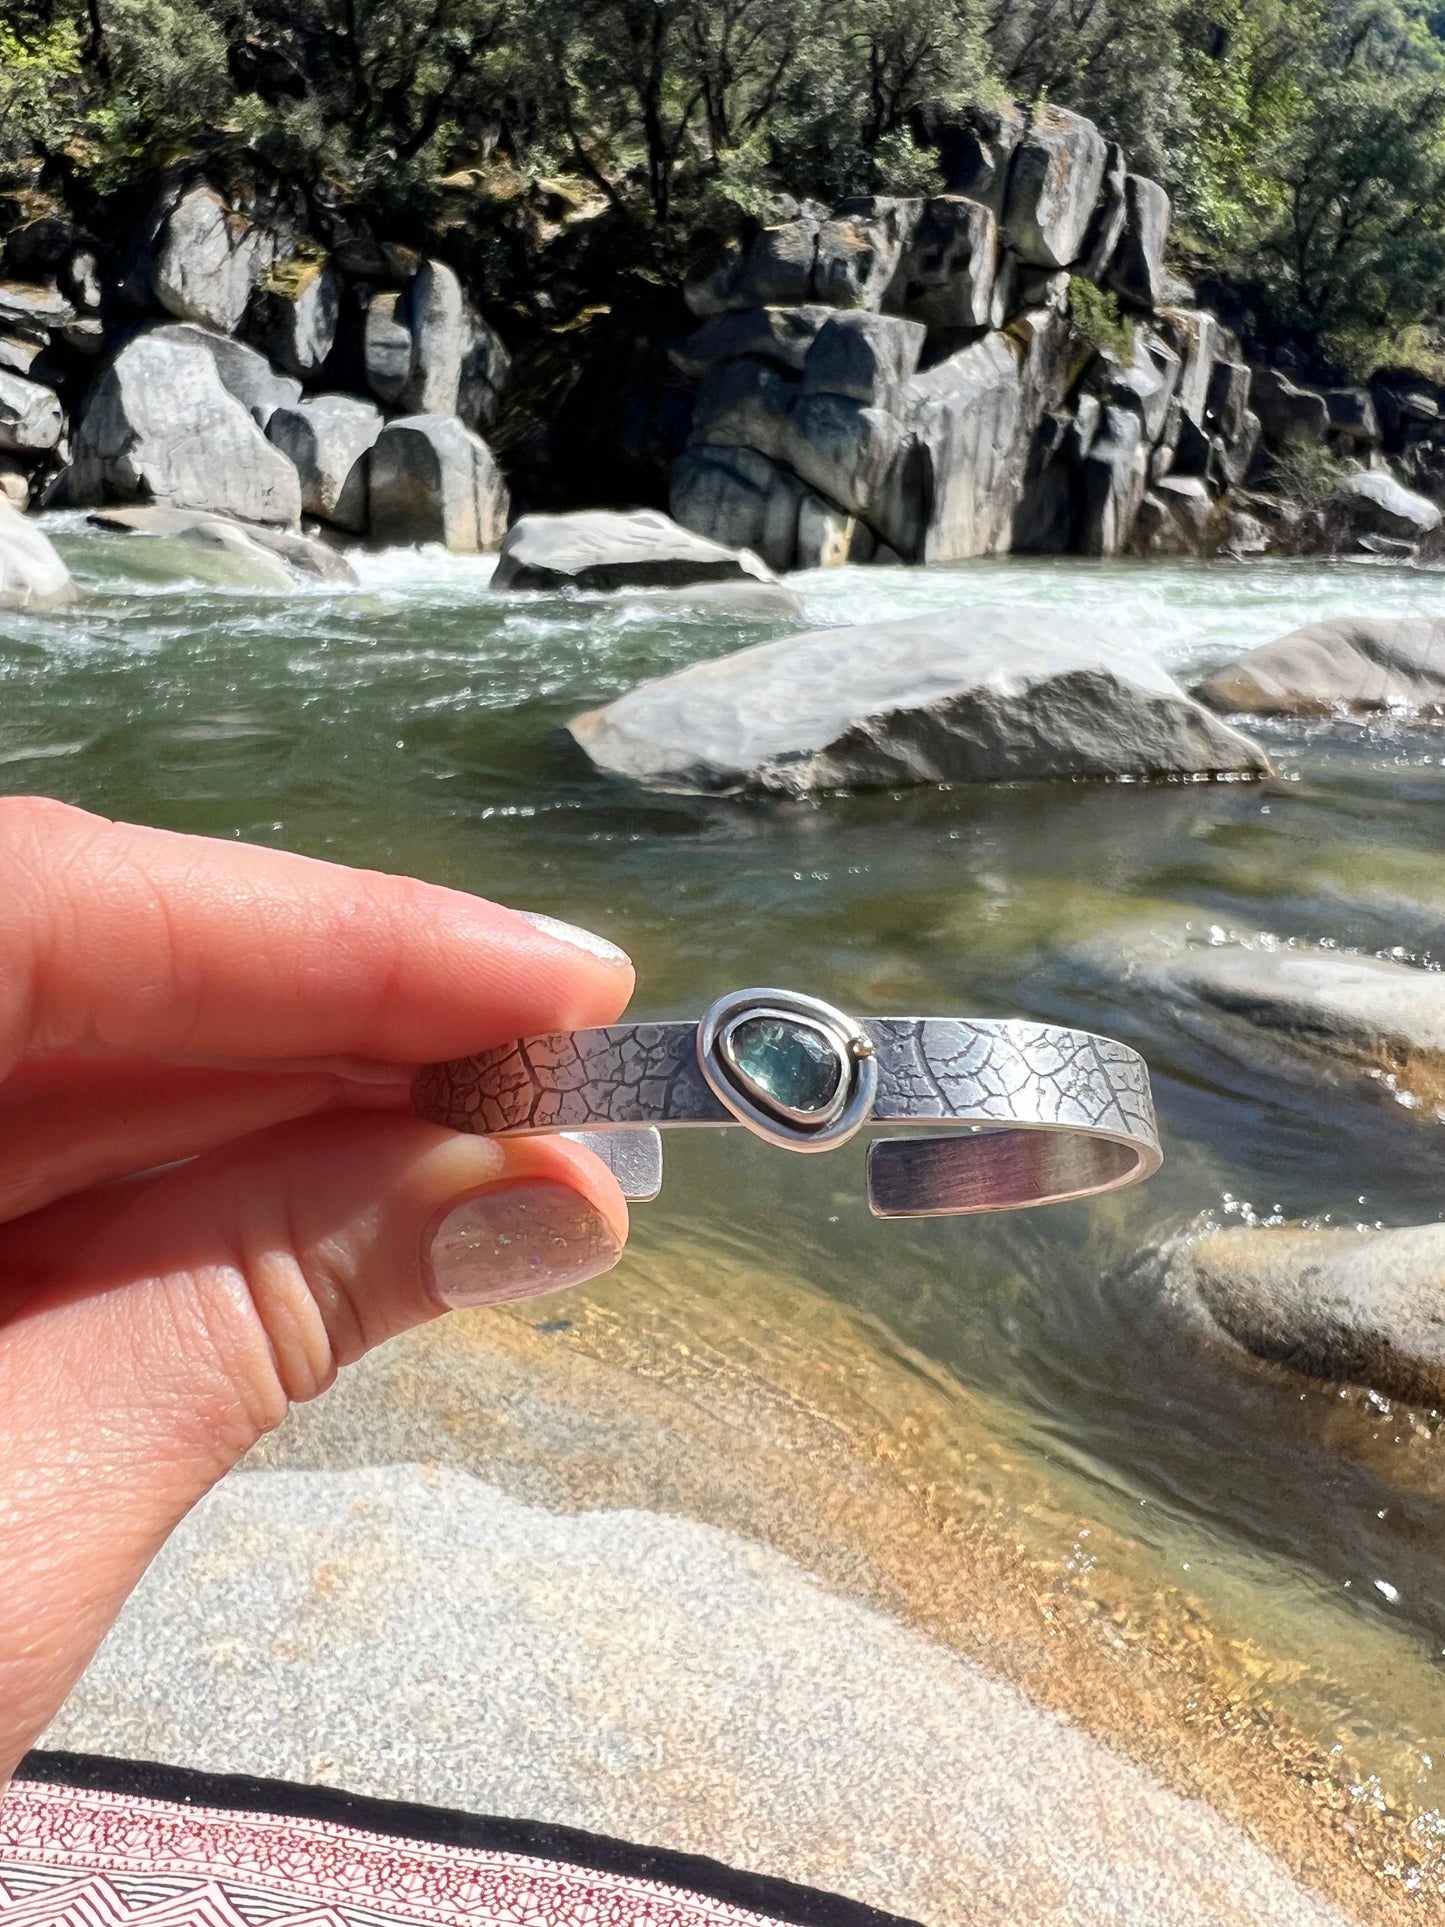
[{"x1": 697, "y1": 986, "x2": 878, "y2": 1152}]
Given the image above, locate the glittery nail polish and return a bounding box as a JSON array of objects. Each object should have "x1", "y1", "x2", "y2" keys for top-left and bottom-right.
[{"x1": 426, "y1": 1180, "x2": 623, "y2": 1308}]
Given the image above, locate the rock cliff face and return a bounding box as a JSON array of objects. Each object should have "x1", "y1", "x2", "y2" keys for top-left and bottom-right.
[
  {"x1": 0, "y1": 177, "x2": 511, "y2": 549},
  {"x1": 666, "y1": 124, "x2": 1267, "y2": 568},
  {"x1": 7, "y1": 114, "x2": 1445, "y2": 562}
]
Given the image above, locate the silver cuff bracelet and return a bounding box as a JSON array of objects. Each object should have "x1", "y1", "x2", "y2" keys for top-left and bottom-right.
[{"x1": 412, "y1": 987, "x2": 1161, "y2": 1219}]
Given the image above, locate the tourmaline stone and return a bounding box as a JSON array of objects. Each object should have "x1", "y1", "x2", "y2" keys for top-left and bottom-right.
[{"x1": 725, "y1": 1014, "x2": 843, "y2": 1116}]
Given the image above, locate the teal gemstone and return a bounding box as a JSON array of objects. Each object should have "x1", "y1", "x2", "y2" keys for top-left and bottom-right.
[{"x1": 726, "y1": 1015, "x2": 843, "y2": 1116}]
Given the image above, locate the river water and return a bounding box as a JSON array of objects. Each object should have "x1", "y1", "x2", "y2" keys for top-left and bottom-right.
[{"x1": 8, "y1": 515, "x2": 1445, "y2": 1839}]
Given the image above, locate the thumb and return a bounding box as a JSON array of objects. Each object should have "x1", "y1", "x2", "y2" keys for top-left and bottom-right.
[{"x1": 0, "y1": 1112, "x2": 627, "y2": 1777}]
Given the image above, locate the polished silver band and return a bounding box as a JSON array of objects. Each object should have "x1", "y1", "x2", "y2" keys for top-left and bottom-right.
[{"x1": 413, "y1": 986, "x2": 1160, "y2": 1219}]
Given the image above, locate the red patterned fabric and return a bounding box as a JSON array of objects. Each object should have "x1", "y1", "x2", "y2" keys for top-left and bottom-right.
[{"x1": 0, "y1": 1777, "x2": 804, "y2": 1927}]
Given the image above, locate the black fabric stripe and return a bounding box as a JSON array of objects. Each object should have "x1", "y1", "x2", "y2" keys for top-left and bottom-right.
[{"x1": 14, "y1": 1751, "x2": 926, "y2": 1927}]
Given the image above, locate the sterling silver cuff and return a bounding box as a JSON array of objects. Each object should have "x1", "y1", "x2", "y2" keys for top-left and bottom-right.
[{"x1": 412, "y1": 987, "x2": 1161, "y2": 1219}]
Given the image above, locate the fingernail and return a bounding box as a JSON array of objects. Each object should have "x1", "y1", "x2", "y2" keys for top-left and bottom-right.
[
  {"x1": 426, "y1": 1180, "x2": 623, "y2": 1309},
  {"x1": 515, "y1": 909, "x2": 631, "y2": 966}
]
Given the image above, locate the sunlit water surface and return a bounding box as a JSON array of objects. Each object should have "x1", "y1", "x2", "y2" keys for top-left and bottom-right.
[{"x1": 10, "y1": 516, "x2": 1445, "y2": 1809}]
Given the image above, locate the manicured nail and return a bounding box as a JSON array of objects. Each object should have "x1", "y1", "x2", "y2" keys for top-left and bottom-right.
[
  {"x1": 426, "y1": 1180, "x2": 623, "y2": 1308},
  {"x1": 515, "y1": 909, "x2": 631, "y2": 966}
]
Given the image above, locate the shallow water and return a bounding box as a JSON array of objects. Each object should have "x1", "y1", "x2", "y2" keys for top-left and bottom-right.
[{"x1": 10, "y1": 517, "x2": 1445, "y2": 1816}]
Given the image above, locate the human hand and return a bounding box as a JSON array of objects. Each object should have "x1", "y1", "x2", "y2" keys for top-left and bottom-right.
[{"x1": 0, "y1": 798, "x2": 634, "y2": 1783}]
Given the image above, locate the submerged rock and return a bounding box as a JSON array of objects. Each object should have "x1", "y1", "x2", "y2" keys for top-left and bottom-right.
[
  {"x1": 266, "y1": 393, "x2": 383, "y2": 532},
  {"x1": 1195, "y1": 617, "x2": 1445, "y2": 717},
  {"x1": 88, "y1": 504, "x2": 358, "y2": 587},
  {"x1": 1163, "y1": 1222, "x2": 1445, "y2": 1408},
  {"x1": 367, "y1": 415, "x2": 508, "y2": 551},
  {"x1": 1093, "y1": 927, "x2": 1445, "y2": 1115},
  {"x1": 568, "y1": 609, "x2": 1271, "y2": 794},
  {"x1": 0, "y1": 499, "x2": 78, "y2": 608},
  {"x1": 70, "y1": 329, "x2": 302, "y2": 527},
  {"x1": 493, "y1": 507, "x2": 779, "y2": 593}
]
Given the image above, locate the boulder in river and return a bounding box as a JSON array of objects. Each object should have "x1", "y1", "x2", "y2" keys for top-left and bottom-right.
[
  {"x1": 266, "y1": 393, "x2": 383, "y2": 533},
  {"x1": 0, "y1": 369, "x2": 63, "y2": 453},
  {"x1": 1162, "y1": 1221, "x2": 1445, "y2": 1408},
  {"x1": 70, "y1": 328, "x2": 302, "y2": 527},
  {"x1": 493, "y1": 508, "x2": 780, "y2": 593},
  {"x1": 1194, "y1": 617, "x2": 1445, "y2": 717},
  {"x1": 88, "y1": 504, "x2": 358, "y2": 587},
  {"x1": 367, "y1": 415, "x2": 508, "y2": 552},
  {"x1": 0, "y1": 498, "x2": 78, "y2": 608},
  {"x1": 568, "y1": 609, "x2": 1271, "y2": 794}
]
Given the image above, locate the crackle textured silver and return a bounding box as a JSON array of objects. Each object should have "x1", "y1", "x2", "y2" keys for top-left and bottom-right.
[{"x1": 414, "y1": 992, "x2": 1161, "y2": 1219}]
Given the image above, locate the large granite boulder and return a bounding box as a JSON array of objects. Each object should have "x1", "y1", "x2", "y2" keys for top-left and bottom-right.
[
  {"x1": 568, "y1": 609, "x2": 1271, "y2": 794},
  {"x1": 1002, "y1": 108, "x2": 1109, "y2": 270},
  {"x1": 670, "y1": 444, "x2": 803, "y2": 572},
  {"x1": 363, "y1": 291, "x2": 413, "y2": 406},
  {"x1": 1107, "y1": 176, "x2": 1171, "y2": 309},
  {"x1": 88, "y1": 504, "x2": 358, "y2": 588},
  {"x1": 779, "y1": 394, "x2": 909, "y2": 542},
  {"x1": 1195, "y1": 617, "x2": 1445, "y2": 716},
  {"x1": 399, "y1": 259, "x2": 465, "y2": 414},
  {"x1": 71, "y1": 329, "x2": 302, "y2": 527},
  {"x1": 686, "y1": 203, "x2": 914, "y2": 315},
  {"x1": 148, "y1": 322, "x2": 302, "y2": 427},
  {"x1": 246, "y1": 259, "x2": 339, "y2": 380},
  {"x1": 0, "y1": 279, "x2": 74, "y2": 338},
  {"x1": 671, "y1": 306, "x2": 835, "y2": 379},
  {"x1": 891, "y1": 197, "x2": 998, "y2": 331},
  {"x1": 266, "y1": 393, "x2": 383, "y2": 532},
  {"x1": 813, "y1": 200, "x2": 915, "y2": 309},
  {"x1": 1078, "y1": 406, "x2": 1149, "y2": 556},
  {"x1": 690, "y1": 356, "x2": 794, "y2": 462},
  {"x1": 493, "y1": 508, "x2": 779, "y2": 593},
  {"x1": 907, "y1": 312, "x2": 1074, "y2": 563},
  {"x1": 1329, "y1": 469, "x2": 1441, "y2": 544},
  {"x1": 0, "y1": 370, "x2": 63, "y2": 453},
  {"x1": 0, "y1": 499, "x2": 78, "y2": 608},
  {"x1": 367, "y1": 415, "x2": 508, "y2": 551},
  {"x1": 801, "y1": 311, "x2": 926, "y2": 407},
  {"x1": 1162, "y1": 1222, "x2": 1445, "y2": 1407},
  {"x1": 148, "y1": 183, "x2": 277, "y2": 335},
  {"x1": 1251, "y1": 370, "x2": 1329, "y2": 450}
]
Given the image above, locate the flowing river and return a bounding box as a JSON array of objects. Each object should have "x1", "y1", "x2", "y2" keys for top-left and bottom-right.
[{"x1": 9, "y1": 515, "x2": 1445, "y2": 1906}]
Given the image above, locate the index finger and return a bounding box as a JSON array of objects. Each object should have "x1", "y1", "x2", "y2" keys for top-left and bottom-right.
[{"x1": 0, "y1": 799, "x2": 634, "y2": 1073}]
